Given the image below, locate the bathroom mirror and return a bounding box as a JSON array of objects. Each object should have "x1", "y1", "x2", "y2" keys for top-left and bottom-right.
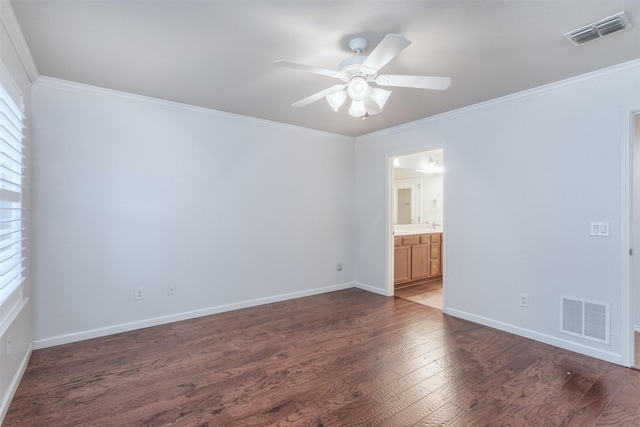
[{"x1": 393, "y1": 177, "x2": 421, "y2": 224}]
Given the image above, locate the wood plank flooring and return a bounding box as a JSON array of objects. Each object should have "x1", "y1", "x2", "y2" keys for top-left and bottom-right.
[
  {"x1": 5, "y1": 288, "x2": 640, "y2": 426},
  {"x1": 395, "y1": 280, "x2": 443, "y2": 311}
]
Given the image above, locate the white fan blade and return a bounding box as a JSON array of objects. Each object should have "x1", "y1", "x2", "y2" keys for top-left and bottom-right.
[
  {"x1": 274, "y1": 60, "x2": 339, "y2": 78},
  {"x1": 375, "y1": 75, "x2": 451, "y2": 90},
  {"x1": 292, "y1": 84, "x2": 347, "y2": 108},
  {"x1": 361, "y1": 34, "x2": 411, "y2": 71}
]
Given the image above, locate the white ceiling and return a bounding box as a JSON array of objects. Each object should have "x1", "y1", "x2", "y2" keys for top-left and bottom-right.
[{"x1": 9, "y1": 0, "x2": 640, "y2": 137}]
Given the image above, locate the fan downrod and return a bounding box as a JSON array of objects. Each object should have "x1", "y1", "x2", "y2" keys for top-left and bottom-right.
[{"x1": 348, "y1": 38, "x2": 368, "y2": 55}]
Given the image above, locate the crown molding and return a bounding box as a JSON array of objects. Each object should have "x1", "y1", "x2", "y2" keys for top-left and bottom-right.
[
  {"x1": 0, "y1": 0, "x2": 39, "y2": 83},
  {"x1": 35, "y1": 76, "x2": 352, "y2": 140},
  {"x1": 359, "y1": 58, "x2": 640, "y2": 140}
]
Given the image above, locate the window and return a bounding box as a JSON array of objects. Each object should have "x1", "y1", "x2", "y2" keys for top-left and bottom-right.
[{"x1": 0, "y1": 81, "x2": 25, "y2": 304}]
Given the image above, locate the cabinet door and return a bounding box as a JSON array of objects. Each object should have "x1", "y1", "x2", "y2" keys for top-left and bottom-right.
[
  {"x1": 429, "y1": 239, "x2": 442, "y2": 276},
  {"x1": 411, "y1": 244, "x2": 430, "y2": 280},
  {"x1": 394, "y1": 246, "x2": 411, "y2": 284}
]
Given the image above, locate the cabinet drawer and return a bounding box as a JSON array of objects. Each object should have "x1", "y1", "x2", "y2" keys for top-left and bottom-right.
[
  {"x1": 402, "y1": 236, "x2": 419, "y2": 246},
  {"x1": 419, "y1": 233, "x2": 442, "y2": 243},
  {"x1": 394, "y1": 236, "x2": 403, "y2": 247},
  {"x1": 430, "y1": 242, "x2": 441, "y2": 259}
]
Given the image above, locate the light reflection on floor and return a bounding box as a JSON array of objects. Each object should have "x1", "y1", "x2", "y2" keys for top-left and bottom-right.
[{"x1": 395, "y1": 280, "x2": 443, "y2": 310}]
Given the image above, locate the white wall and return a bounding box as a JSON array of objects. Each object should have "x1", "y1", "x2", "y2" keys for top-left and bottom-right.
[
  {"x1": 634, "y1": 113, "x2": 640, "y2": 332},
  {"x1": 420, "y1": 173, "x2": 443, "y2": 226},
  {"x1": 354, "y1": 61, "x2": 640, "y2": 364},
  {"x1": 0, "y1": 1, "x2": 33, "y2": 422},
  {"x1": 31, "y1": 78, "x2": 355, "y2": 346}
]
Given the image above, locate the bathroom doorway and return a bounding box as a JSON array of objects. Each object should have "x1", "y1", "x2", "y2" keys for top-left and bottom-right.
[{"x1": 390, "y1": 149, "x2": 445, "y2": 311}]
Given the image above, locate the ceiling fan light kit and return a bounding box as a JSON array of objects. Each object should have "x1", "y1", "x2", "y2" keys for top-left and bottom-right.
[
  {"x1": 371, "y1": 88, "x2": 392, "y2": 109},
  {"x1": 274, "y1": 34, "x2": 451, "y2": 119},
  {"x1": 349, "y1": 100, "x2": 367, "y2": 118},
  {"x1": 347, "y1": 77, "x2": 369, "y2": 101},
  {"x1": 326, "y1": 90, "x2": 348, "y2": 112}
]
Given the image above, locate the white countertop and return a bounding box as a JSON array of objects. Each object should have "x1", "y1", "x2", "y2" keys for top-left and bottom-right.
[{"x1": 394, "y1": 225, "x2": 442, "y2": 235}]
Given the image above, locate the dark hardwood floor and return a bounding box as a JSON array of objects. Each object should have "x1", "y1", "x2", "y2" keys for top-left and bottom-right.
[{"x1": 5, "y1": 288, "x2": 640, "y2": 426}]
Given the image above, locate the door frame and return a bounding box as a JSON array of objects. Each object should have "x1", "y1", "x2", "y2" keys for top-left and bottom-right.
[
  {"x1": 622, "y1": 105, "x2": 640, "y2": 367},
  {"x1": 386, "y1": 147, "x2": 446, "y2": 310}
]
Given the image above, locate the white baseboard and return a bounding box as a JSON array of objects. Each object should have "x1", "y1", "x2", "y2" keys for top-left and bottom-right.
[
  {"x1": 635, "y1": 324, "x2": 640, "y2": 333},
  {"x1": 0, "y1": 342, "x2": 32, "y2": 425},
  {"x1": 33, "y1": 282, "x2": 357, "y2": 349},
  {"x1": 447, "y1": 308, "x2": 623, "y2": 365},
  {"x1": 353, "y1": 281, "x2": 389, "y2": 296}
]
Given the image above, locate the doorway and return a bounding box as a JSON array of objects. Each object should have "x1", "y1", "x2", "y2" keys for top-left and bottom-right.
[{"x1": 390, "y1": 149, "x2": 445, "y2": 311}]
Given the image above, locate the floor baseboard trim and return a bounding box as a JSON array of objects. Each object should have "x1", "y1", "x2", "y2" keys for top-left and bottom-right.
[
  {"x1": 353, "y1": 282, "x2": 388, "y2": 296},
  {"x1": 33, "y1": 282, "x2": 356, "y2": 349},
  {"x1": 447, "y1": 308, "x2": 623, "y2": 365},
  {"x1": 0, "y1": 342, "x2": 32, "y2": 425}
]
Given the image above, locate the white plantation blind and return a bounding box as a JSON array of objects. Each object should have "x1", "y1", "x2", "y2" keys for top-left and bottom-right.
[{"x1": 0, "y1": 82, "x2": 25, "y2": 302}]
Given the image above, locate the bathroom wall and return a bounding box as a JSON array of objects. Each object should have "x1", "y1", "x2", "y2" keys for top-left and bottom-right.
[
  {"x1": 420, "y1": 172, "x2": 444, "y2": 227},
  {"x1": 394, "y1": 148, "x2": 444, "y2": 229},
  {"x1": 394, "y1": 167, "x2": 443, "y2": 228}
]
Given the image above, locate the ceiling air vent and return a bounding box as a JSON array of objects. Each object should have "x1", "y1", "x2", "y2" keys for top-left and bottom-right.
[{"x1": 564, "y1": 11, "x2": 632, "y2": 46}]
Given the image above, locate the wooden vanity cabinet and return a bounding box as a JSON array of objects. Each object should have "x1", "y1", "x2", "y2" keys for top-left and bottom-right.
[
  {"x1": 393, "y1": 236, "x2": 411, "y2": 284},
  {"x1": 411, "y1": 242, "x2": 430, "y2": 280},
  {"x1": 429, "y1": 233, "x2": 442, "y2": 276},
  {"x1": 394, "y1": 233, "x2": 442, "y2": 288}
]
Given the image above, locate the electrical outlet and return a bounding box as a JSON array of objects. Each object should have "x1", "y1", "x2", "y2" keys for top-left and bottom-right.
[
  {"x1": 168, "y1": 285, "x2": 176, "y2": 296},
  {"x1": 5, "y1": 336, "x2": 11, "y2": 358},
  {"x1": 336, "y1": 262, "x2": 343, "y2": 272},
  {"x1": 519, "y1": 293, "x2": 529, "y2": 308},
  {"x1": 134, "y1": 287, "x2": 144, "y2": 301}
]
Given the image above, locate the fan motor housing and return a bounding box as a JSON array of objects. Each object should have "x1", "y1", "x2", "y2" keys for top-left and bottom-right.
[{"x1": 338, "y1": 56, "x2": 377, "y2": 81}]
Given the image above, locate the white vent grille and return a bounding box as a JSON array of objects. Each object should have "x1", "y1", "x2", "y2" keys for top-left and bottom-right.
[
  {"x1": 562, "y1": 298, "x2": 583, "y2": 334},
  {"x1": 584, "y1": 302, "x2": 607, "y2": 341},
  {"x1": 564, "y1": 12, "x2": 632, "y2": 46},
  {"x1": 560, "y1": 297, "x2": 610, "y2": 344}
]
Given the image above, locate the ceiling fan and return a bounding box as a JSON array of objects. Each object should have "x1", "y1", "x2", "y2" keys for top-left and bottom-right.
[{"x1": 274, "y1": 34, "x2": 451, "y2": 119}]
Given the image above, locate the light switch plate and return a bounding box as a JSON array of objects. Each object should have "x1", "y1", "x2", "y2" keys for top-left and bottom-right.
[{"x1": 590, "y1": 221, "x2": 610, "y2": 237}]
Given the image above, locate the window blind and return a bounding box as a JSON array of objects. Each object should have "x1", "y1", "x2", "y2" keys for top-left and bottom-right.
[{"x1": 0, "y1": 83, "x2": 25, "y2": 303}]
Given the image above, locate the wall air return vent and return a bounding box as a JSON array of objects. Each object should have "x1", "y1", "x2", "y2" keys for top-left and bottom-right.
[
  {"x1": 564, "y1": 12, "x2": 632, "y2": 46},
  {"x1": 560, "y1": 296, "x2": 610, "y2": 344}
]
